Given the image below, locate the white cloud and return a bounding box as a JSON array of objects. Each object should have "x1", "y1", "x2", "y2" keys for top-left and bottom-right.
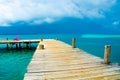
[
  {"x1": 112, "y1": 21, "x2": 120, "y2": 29},
  {"x1": 31, "y1": 17, "x2": 54, "y2": 24},
  {"x1": 113, "y1": 21, "x2": 120, "y2": 25},
  {"x1": 0, "y1": 0, "x2": 116, "y2": 26}
]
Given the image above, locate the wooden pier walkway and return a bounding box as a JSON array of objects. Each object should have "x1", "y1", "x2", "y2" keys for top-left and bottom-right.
[
  {"x1": 24, "y1": 39, "x2": 120, "y2": 80},
  {"x1": 0, "y1": 39, "x2": 39, "y2": 44},
  {"x1": 0, "y1": 39, "x2": 39, "y2": 49}
]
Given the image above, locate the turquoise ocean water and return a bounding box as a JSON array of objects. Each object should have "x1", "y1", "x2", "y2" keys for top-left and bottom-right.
[{"x1": 0, "y1": 34, "x2": 120, "y2": 80}]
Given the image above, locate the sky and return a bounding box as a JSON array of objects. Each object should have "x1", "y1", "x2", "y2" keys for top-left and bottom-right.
[{"x1": 0, "y1": 0, "x2": 120, "y2": 34}]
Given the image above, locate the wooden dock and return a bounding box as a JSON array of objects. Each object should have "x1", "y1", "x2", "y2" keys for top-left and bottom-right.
[
  {"x1": 24, "y1": 39, "x2": 120, "y2": 80},
  {"x1": 0, "y1": 39, "x2": 39, "y2": 49}
]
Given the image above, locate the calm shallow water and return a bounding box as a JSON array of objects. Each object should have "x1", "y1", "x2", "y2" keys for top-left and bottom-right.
[
  {"x1": 0, "y1": 34, "x2": 120, "y2": 80},
  {"x1": 0, "y1": 49, "x2": 35, "y2": 80}
]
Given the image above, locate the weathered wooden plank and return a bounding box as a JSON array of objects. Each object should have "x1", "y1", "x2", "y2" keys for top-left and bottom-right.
[{"x1": 24, "y1": 39, "x2": 120, "y2": 80}]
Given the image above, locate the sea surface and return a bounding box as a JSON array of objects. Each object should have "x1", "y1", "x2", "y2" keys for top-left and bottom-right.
[{"x1": 0, "y1": 34, "x2": 120, "y2": 80}]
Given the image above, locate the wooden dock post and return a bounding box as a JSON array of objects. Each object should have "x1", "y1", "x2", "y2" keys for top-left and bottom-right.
[
  {"x1": 72, "y1": 38, "x2": 76, "y2": 48},
  {"x1": 19, "y1": 43, "x2": 21, "y2": 49},
  {"x1": 6, "y1": 38, "x2": 8, "y2": 49},
  {"x1": 26, "y1": 42, "x2": 31, "y2": 49},
  {"x1": 27, "y1": 42, "x2": 31, "y2": 48},
  {"x1": 39, "y1": 44, "x2": 44, "y2": 50},
  {"x1": 16, "y1": 43, "x2": 18, "y2": 49},
  {"x1": 10, "y1": 43, "x2": 13, "y2": 49},
  {"x1": 104, "y1": 45, "x2": 111, "y2": 64},
  {"x1": 40, "y1": 38, "x2": 43, "y2": 42}
]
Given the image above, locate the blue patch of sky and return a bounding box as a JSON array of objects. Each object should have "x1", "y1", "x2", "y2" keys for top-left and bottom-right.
[{"x1": 0, "y1": 0, "x2": 120, "y2": 34}]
